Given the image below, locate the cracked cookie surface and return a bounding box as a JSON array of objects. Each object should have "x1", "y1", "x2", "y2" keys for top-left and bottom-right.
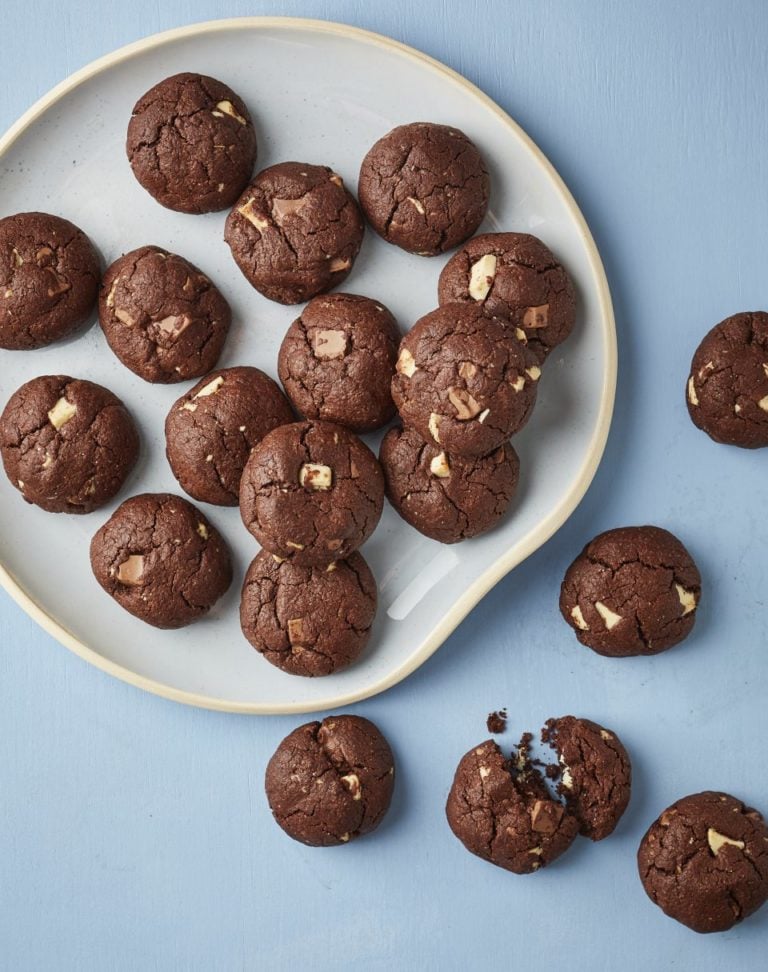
[
  {"x1": 165, "y1": 366, "x2": 293, "y2": 506},
  {"x1": 90, "y1": 492, "x2": 232, "y2": 628},
  {"x1": 0, "y1": 211, "x2": 100, "y2": 350},
  {"x1": 358, "y1": 122, "x2": 489, "y2": 255},
  {"x1": 559, "y1": 525, "x2": 702, "y2": 657},
  {"x1": 99, "y1": 245, "x2": 231, "y2": 383},
  {"x1": 438, "y1": 232, "x2": 576, "y2": 363},
  {"x1": 446, "y1": 738, "x2": 579, "y2": 874},
  {"x1": 278, "y1": 293, "x2": 399, "y2": 432},
  {"x1": 638, "y1": 791, "x2": 768, "y2": 933},
  {"x1": 686, "y1": 311, "x2": 768, "y2": 448},
  {"x1": 380, "y1": 425, "x2": 519, "y2": 542},
  {"x1": 542, "y1": 716, "x2": 631, "y2": 840},
  {"x1": 240, "y1": 549, "x2": 376, "y2": 676},
  {"x1": 0, "y1": 375, "x2": 139, "y2": 514},
  {"x1": 224, "y1": 162, "x2": 365, "y2": 304},
  {"x1": 391, "y1": 303, "x2": 539, "y2": 457},
  {"x1": 239, "y1": 420, "x2": 384, "y2": 566},
  {"x1": 126, "y1": 72, "x2": 257, "y2": 214},
  {"x1": 265, "y1": 715, "x2": 395, "y2": 846}
]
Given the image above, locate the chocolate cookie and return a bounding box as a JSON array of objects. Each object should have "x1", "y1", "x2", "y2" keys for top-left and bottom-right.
[
  {"x1": 542, "y1": 716, "x2": 631, "y2": 841},
  {"x1": 240, "y1": 549, "x2": 376, "y2": 676},
  {"x1": 0, "y1": 375, "x2": 138, "y2": 514},
  {"x1": 265, "y1": 715, "x2": 395, "y2": 846},
  {"x1": 686, "y1": 312, "x2": 768, "y2": 448},
  {"x1": 380, "y1": 425, "x2": 519, "y2": 542},
  {"x1": 560, "y1": 526, "x2": 702, "y2": 657},
  {"x1": 224, "y1": 163, "x2": 365, "y2": 304},
  {"x1": 126, "y1": 72, "x2": 257, "y2": 214},
  {"x1": 0, "y1": 212, "x2": 100, "y2": 350},
  {"x1": 446, "y1": 738, "x2": 579, "y2": 874},
  {"x1": 99, "y1": 246, "x2": 230, "y2": 383},
  {"x1": 278, "y1": 293, "x2": 399, "y2": 432},
  {"x1": 165, "y1": 366, "x2": 293, "y2": 506},
  {"x1": 638, "y1": 792, "x2": 768, "y2": 933},
  {"x1": 240, "y1": 420, "x2": 384, "y2": 566},
  {"x1": 391, "y1": 304, "x2": 539, "y2": 457},
  {"x1": 90, "y1": 492, "x2": 232, "y2": 628},
  {"x1": 358, "y1": 122, "x2": 489, "y2": 255},
  {"x1": 438, "y1": 232, "x2": 576, "y2": 363}
]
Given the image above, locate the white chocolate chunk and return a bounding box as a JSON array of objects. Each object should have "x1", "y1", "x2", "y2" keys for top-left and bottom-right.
[
  {"x1": 153, "y1": 314, "x2": 191, "y2": 337},
  {"x1": 407, "y1": 196, "x2": 425, "y2": 214},
  {"x1": 675, "y1": 583, "x2": 697, "y2": 615},
  {"x1": 116, "y1": 554, "x2": 144, "y2": 586},
  {"x1": 214, "y1": 100, "x2": 247, "y2": 124},
  {"x1": 195, "y1": 376, "x2": 225, "y2": 399},
  {"x1": 479, "y1": 766, "x2": 491, "y2": 780},
  {"x1": 478, "y1": 408, "x2": 490, "y2": 423},
  {"x1": 329, "y1": 257, "x2": 351, "y2": 272},
  {"x1": 511, "y1": 375, "x2": 526, "y2": 392},
  {"x1": 42, "y1": 454, "x2": 52, "y2": 470},
  {"x1": 525, "y1": 365, "x2": 542, "y2": 381},
  {"x1": 429, "y1": 452, "x2": 451, "y2": 478},
  {"x1": 687, "y1": 376, "x2": 699, "y2": 406},
  {"x1": 312, "y1": 329, "x2": 347, "y2": 360},
  {"x1": 570, "y1": 605, "x2": 589, "y2": 630},
  {"x1": 458, "y1": 361, "x2": 478, "y2": 380},
  {"x1": 11, "y1": 247, "x2": 23, "y2": 267},
  {"x1": 114, "y1": 307, "x2": 135, "y2": 327},
  {"x1": 515, "y1": 327, "x2": 528, "y2": 343},
  {"x1": 759, "y1": 395, "x2": 768, "y2": 413},
  {"x1": 448, "y1": 387, "x2": 482, "y2": 420},
  {"x1": 341, "y1": 773, "x2": 362, "y2": 800},
  {"x1": 396, "y1": 348, "x2": 417, "y2": 377},
  {"x1": 329, "y1": 173, "x2": 343, "y2": 187},
  {"x1": 734, "y1": 404, "x2": 742, "y2": 413},
  {"x1": 599, "y1": 729, "x2": 613, "y2": 741},
  {"x1": 287, "y1": 618, "x2": 305, "y2": 644},
  {"x1": 560, "y1": 764, "x2": 574, "y2": 790},
  {"x1": 48, "y1": 397, "x2": 77, "y2": 430},
  {"x1": 181, "y1": 402, "x2": 197, "y2": 412},
  {"x1": 238, "y1": 199, "x2": 270, "y2": 230},
  {"x1": 523, "y1": 304, "x2": 549, "y2": 329},
  {"x1": 707, "y1": 828, "x2": 745, "y2": 855},
  {"x1": 272, "y1": 196, "x2": 309, "y2": 221},
  {"x1": 196, "y1": 523, "x2": 208, "y2": 540},
  {"x1": 428, "y1": 413, "x2": 441, "y2": 442},
  {"x1": 105, "y1": 278, "x2": 119, "y2": 308},
  {"x1": 468, "y1": 254, "x2": 497, "y2": 301},
  {"x1": 299, "y1": 463, "x2": 333, "y2": 490},
  {"x1": 529, "y1": 846, "x2": 544, "y2": 856},
  {"x1": 595, "y1": 601, "x2": 622, "y2": 630},
  {"x1": 339, "y1": 833, "x2": 350, "y2": 843}
]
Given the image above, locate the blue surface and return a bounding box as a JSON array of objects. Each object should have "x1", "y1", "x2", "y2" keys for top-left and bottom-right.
[{"x1": 1, "y1": 2, "x2": 767, "y2": 969}]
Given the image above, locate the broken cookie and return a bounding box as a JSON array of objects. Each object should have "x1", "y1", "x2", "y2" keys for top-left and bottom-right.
[
  {"x1": 358, "y1": 122, "x2": 489, "y2": 255},
  {"x1": 90, "y1": 492, "x2": 232, "y2": 628},
  {"x1": 126, "y1": 72, "x2": 257, "y2": 214},
  {"x1": 686, "y1": 311, "x2": 768, "y2": 448},
  {"x1": 240, "y1": 549, "x2": 377, "y2": 676},
  {"x1": 0, "y1": 211, "x2": 100, "y2": 350},
  {"x1": 379, "y1": 424, "x2": 520, "y2": 542},
  {"x1": 638, "y1": 791, "x2": 768, "y2": 933},
  {"x1": 391, "y1": 304, "x2": 540, "y2": 458},
  {"x1": 559, "y1": 525, "x2": 702, "y2": 657},
  {"x1": 265, "y1": 715, "x2": 395, "y2": 846},
  {"x1": 239, "y1": 420, "x2": 384, "y2": 566},
  {"x1": 99, "y1": 245, "x2": 231, "y2": 383},
  {"x1": 278, "y1": 293, "x2": 400, "y2": 432},
  {"x1": 437, "y1": 231, "x2": 576, "y2": 363},
  {"x1": 224, "y1": 162, "x2": 365, "y2": 304},
  {"x1": 165, "y1": 366, "x2": 293, "y2": 506},
  {"x1": 0, "y1": 375, "x2": 139, "y2": 514}
]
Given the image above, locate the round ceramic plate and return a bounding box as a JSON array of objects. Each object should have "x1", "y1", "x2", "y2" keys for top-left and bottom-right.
[{"x1": 0, "y1": 17, "x2": 615, "y2": 713}]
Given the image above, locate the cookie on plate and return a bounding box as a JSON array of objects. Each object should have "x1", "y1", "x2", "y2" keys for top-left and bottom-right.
[
  {"x1": 126, "y1": 72, "x2": 257, "y2": 214},
  {"x1": 638, "y1": 791, "x2": 768, "y2": 933},
  {"x1": 446, "y1": 738, "x2": 579, "y2": 874},
  {"x1": 90, "y1": 492, "x2": 232, "y2": 628},
  {"x1": 265, "y1": 715, "x2": 395, "y2": 846},
  {"x1": 240, "y1": 420, "x2": 384, "y2": 566},
  {"x1": 278, "y1": 293, "x2": 400, "y2": 432},
  {"x1": 165, "y1": 366, "x2": 293, "y2": 506},
  {"x1": 240, "y1": 549, "x2": 376, "y2": 676},
  {"x1": 438, "y1": 232, "x2": 576, "y2": 363},
  {"x1": 224, "y1": 162, "x2": 365, "y2": 304},
  {"x1": 686, "y1": 311, "x2": 768, "y2": 448},
  {"x1": 0, "y1": 212, "x2": 100, "y2": 350},
  {"x1": 99, "y1": 245, "x2": 231, "y2": 383},
  {"x1": 542, "y1": 716, "x2": 631, "y2": 840},
  {"x1": 358, "y1": 122, "x2": 489, "y2": 255},
  {"x1": 559, "y1": 525, "x2": 702, "y2": 657},
  {"x1": 380, "y1": 425, "x2": 519, "y2": 542},
  {"x1": 391, "y1": 304, "x2": 540, "y2": 457},
  {"x1": 0, "y1": 375, "x2": 138, "y2": 514}
]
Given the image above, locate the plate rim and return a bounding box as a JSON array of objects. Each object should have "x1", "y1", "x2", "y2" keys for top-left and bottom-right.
[{"x1": 0, "y1": 15, "x2": 617, "y2": 714}]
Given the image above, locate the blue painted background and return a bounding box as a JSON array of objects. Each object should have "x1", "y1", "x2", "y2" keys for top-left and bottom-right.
[{"x1": 1, "y1": 2, "x2": 767, "y2": 969}]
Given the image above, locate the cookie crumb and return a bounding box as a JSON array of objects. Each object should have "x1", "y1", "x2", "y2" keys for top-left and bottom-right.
[{"x1": 486, "y1": 709, "x2": 507, "y2": 734}]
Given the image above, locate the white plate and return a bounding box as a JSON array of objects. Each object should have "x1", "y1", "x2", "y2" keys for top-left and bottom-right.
[{"x1": 0, "y1": 17, "x2": 615, "y2": 713}]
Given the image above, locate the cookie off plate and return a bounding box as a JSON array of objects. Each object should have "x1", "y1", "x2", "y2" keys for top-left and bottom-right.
[{"x1": 0, "y1": 17, "x2": 615, "y2": 713}]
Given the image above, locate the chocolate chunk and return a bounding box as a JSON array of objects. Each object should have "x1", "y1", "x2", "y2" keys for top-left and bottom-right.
[
  {"x1": 358, "y1": 122, "x2": 489, "y2": 255},
  {"x1": 265, "y1": 715, "x2": 395, "y2": 846},
  {"x1": 126, "y1": 72, "x2": 257, "y2": 214},
  {"x1": 560, "y1": 526, "x2": 702, "y2": 657}
]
